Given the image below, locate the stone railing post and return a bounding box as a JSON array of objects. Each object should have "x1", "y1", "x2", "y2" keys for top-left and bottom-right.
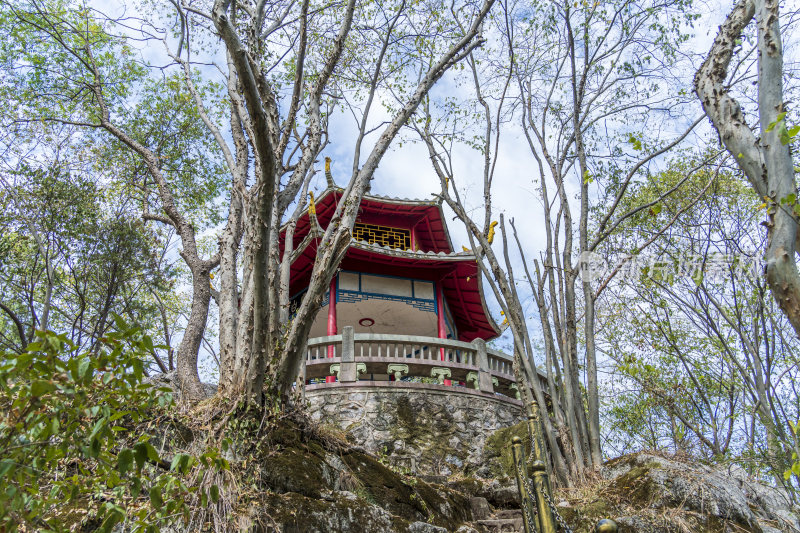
[
  {"x1": 339, "y1": 326, "x2": 357, "y2": 382},
  {"x1": 472, "y1": 338, "x2": 494, "y2": 393}
]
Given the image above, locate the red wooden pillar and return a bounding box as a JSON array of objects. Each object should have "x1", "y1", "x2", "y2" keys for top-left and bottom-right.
[
  {"x1": 436, "y1": 284, "x2": 451, "y2": 385},
  {"x1": 326, "y1": 277, "x2": 337, "y2": 383},
  {"x1": 410, "y1": 225, "x2": 417, "y2": 251}
]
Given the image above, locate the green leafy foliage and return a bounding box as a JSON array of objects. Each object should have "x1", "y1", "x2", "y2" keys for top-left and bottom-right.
[
  {"x1": 0, "y1": 164, "x2": 181, "y2": 362},
  {"x1": 598, "y1": 150, "x2": 800, "y2": 487},
  {"x1": 0, "y1": 323, "x2": 227, "y2": 532},
  {"x1": 765, "y1": 111, "x2": 800, "y2": 146},
  {"x1": 785, "y1": 421, "x2": 800, "y2": 481},
  {"x1": 0, "y1": 0, "x2": 228, "y2": 229}
]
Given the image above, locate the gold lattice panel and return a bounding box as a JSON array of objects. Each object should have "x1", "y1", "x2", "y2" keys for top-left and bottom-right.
[{"x1": 353, "y1": 222, "x2": 411, "y2": 250}]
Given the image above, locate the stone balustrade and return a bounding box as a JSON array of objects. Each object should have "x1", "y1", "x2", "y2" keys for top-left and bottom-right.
[{"x1": 303, "y1": 326, "x2": 520, "y2": 402}]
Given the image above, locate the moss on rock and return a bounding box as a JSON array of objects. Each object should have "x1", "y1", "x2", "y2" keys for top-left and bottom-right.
[
  {"x1": 606, "y1": 460, "x2": 662, "y2": 507},
  {"x1": 339, "y1": 450, "x2": 470, "y2": 526},
  {"x1": 482, "y1": 420, "x2": 530, "y2": 480},
  {"x1": 257, "y1": 419, "x2": 338, "y2": 498},
  {"x1": 261, "y1": 446, "x2": 331, "y2": 498},
  {"x1": 342, "y1": 451, "x2": 427, "y2": 520},
  {"x1": 233, "y1": 417, "x2": 473, "y2": 531},
  {"x1": 553, "y1": 453, "x2": 768, "y2": 533}
]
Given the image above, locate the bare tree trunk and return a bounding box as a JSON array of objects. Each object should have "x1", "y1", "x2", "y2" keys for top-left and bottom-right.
[
  {"x1": 500, "y1": 218, "x2": 571, "y2": 484},
  {"x1": 0, "y1": 302, "x2": 28, "y2": 352},
  {"x1": 96, "y1": 120, "x2": 213, "y2": 400},
  {"x1": 216, "y1": 187, "x2": 243, "y2": 395},
  {"x1": 564, "y1": 267, "x2": 592, "y2": 467},
  {"x1": 695, "y1": 0, "x2": 800, "y2": 338},
  {"x1": 177, "y1": 265, "x2": 213, "y2": 399},
  {"x1": 416, "y1": 126, "x2": 572, "y2": 482},
  {"x1": 39, "y1": 255, "x2": 53, "y2": 333},
  {"x1": 279, "y1": 176, "x2": 313, "y2": 326},
  {"x1": 755, "y1": 0, "x2": 800, "y2": 337},
  {"x1": 565, "y1": 4, "x2": 601, "y2": 465},
  {"x1": 582, "y1": 281, "x2": 601, "y2": 463}
]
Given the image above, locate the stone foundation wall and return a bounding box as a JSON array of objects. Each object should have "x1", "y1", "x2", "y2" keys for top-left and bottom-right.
[{"x1": 306, "y1": 384, "x2": 523, "y2": 477}]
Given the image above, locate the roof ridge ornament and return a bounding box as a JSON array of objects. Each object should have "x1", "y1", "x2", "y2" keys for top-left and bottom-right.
[
  {"x1": 324, "y1": 157, "x2": 336, "y2": 189},
  {"x1": 308, "y1": 191, "x2": 316, "y2": 215},
  {"x1": 486, "y1": 221, "x2": 498, "y2": 244},
  {"x1": 307, "y1": 191, "x2": 323, "y2": 237}
]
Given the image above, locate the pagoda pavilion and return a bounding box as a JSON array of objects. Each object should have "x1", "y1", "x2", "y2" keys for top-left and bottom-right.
[
  {"x1": 281, "y1": 171, "x2": 525, "y2": 474},
  {"x1": 282, "y1": 184, "x2": 504, "y2": 383}
]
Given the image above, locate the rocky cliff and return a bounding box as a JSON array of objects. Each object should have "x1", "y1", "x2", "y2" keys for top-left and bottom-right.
[{"x1": 214, "y1": 417, "x2": 799, "y2": 532}]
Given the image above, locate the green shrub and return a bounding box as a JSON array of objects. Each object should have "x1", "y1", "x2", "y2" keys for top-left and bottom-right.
[{"x1": 0, "y1": 319, "x2": 227, "y2": 532}]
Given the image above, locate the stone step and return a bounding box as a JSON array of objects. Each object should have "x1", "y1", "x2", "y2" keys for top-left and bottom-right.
[
  {"x1": 476, "y1": 516, "x2": 524, "y2": 533},
  {"x1": 494, "y1": 509, "x2": 523, "y2": 520}
]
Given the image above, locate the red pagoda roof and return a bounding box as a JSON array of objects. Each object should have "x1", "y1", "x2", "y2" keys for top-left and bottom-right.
[
  {"x1": 281, "y1": 189, "x2": 454, "y2": 253},
  {"x1": 280, "y1": 188, "x2": 500, "y2": 341}
]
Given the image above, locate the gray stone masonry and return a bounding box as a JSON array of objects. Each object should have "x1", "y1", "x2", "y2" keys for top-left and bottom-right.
[{"x1": 307, "y1": 385, "x2": 523, "y2": 476}]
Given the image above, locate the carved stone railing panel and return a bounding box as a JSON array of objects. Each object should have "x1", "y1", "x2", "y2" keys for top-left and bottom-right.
[
  {"x1": 306, "y1": 334, "x2": 342, "y2": 361},
  {"x1": 304, "y1": 327, "x2": 523, "y2": 401},
  {"x1": 487, "y1": 347, "x2": 514, "y2": 376}
]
